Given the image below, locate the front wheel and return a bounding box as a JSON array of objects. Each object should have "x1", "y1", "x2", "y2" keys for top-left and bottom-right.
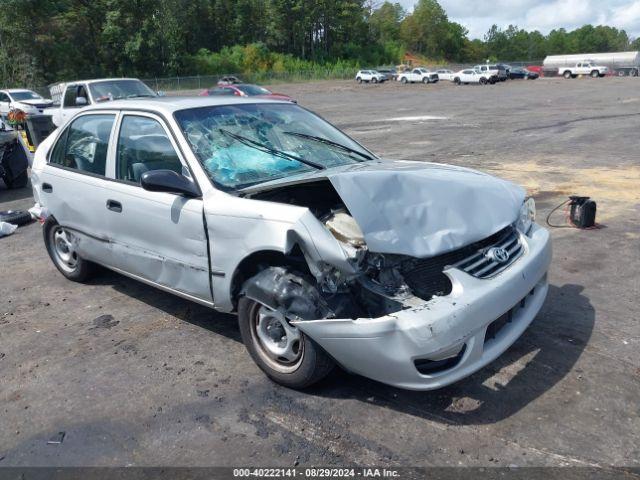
[
  {"x1": 356, "y1": 77, "x2": 362, "y2": 84},
  {"x1": 422, "y1": 77, "x2": 429, "y2": 84},
  {"x1": 454, "y1": 77, "x2": 461, "y2": 85},
  {"x1": 238, "y1": 296, "x2": 334, "y2": 389},
  {"x1": 480, "y1": 77, "x2": 487, "y2": 85},
  {"x1": 400, "y1": 77, "x2": 408, "y2": 84},
  {"x1": 44, "y1": 218, "x2": 96, "y2": 282},
  {"x1": 371, "y1": 77, "x2": 378, "y2": 83},
  {"x1": 591, "y1": 70, "x2": 599, "y2": 78}
]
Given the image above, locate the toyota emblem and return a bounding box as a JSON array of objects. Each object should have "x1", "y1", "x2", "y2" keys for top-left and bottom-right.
[{"x1": 486, "y1": 247, "x2": 510, "y2": 263}]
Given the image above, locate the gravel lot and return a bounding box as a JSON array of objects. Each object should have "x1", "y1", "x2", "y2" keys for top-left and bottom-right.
[{"x1": 1, "y1": 77, "x2": 638, "y2": 469}]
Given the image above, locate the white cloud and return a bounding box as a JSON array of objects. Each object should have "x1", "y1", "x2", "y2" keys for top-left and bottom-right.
[{"x1": 395, "y1": 0, "x2": 640, "y2": 39}]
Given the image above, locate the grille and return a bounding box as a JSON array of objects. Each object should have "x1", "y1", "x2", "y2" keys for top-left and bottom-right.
[
  {"x1": 398, "y1": 226, "x2": 522, "y2": 300},
  {"x1": 452, "y1": 226, "x2": 523, "y2": 278}
]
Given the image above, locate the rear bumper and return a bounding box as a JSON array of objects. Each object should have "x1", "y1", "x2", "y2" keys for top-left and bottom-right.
[{"x1": 294, "y1": 223, "x2": 552, "y2": 390}]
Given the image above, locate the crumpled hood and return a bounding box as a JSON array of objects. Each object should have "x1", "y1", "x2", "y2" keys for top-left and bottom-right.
[
  {"x1": 326, "y1": 160, "x2": 525, "y2": 257},
  {"x1": 16, "y1": 99, "x2": 53, "y2": 107}
]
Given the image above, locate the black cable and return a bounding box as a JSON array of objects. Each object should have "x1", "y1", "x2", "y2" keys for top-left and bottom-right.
[{"x1": 546, "y1": 199, "x2": 573, "y2": 228}]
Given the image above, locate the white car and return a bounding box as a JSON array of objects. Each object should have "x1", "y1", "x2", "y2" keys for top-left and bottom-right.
[
  {"x1": 0, "y1": 89, "x2": 54, "y2": 119},
  {"x1": 561, "y1": 61, "x2": 609, "y2": 78},
  {"x1": 397, "y1": 68, "x2": 439, "y2": 84},
  {"x1": 31, "y1": 97, "x2": 551, "y2": 391},
  {"x1": 453, "y1": 69, "x2": 494, "y2": 85},
  {"x1": 355, "y1": 70, "x2": 386, "y2": 83},
  {"x1": 49, "y1": 78, "x2": 157, "y2": 127},
  {"x1": 435, "y1": 69, "x2": 455, "y2": 81}
]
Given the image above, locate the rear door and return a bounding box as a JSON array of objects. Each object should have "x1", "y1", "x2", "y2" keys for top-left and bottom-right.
[
  {"x1": 100, "y1": 111, "x2": 211, "y2": 304},
  {"x1": 38, "y1": 111, "x2": 118, "y2": 264}
]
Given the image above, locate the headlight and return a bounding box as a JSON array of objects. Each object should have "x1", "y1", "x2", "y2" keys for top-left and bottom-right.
[{"x1": 516, "y1": 197, "x2": 536, "y2": 234}]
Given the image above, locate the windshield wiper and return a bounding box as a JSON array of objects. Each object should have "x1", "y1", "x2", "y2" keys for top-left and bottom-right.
[
  {"x1": 218, "y1": 129, "x2": 325, "y2": 170},
  {"x1": 283, "y1": 131, "x2": 373, "y2": 161}
]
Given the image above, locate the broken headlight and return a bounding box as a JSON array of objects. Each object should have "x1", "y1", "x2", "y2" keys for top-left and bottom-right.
[{"x1": 516, "y1": 197, "x2": 536, "y2": 234}]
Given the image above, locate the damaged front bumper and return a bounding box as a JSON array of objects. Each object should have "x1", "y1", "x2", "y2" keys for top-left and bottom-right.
[{"x1": 292, "y1": 224, "x2": 552, "y2": 390}]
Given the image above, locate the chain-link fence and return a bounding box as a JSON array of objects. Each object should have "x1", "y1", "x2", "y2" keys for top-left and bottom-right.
[{"x1": 30, "y1": 60, "x2": 546, "y2": 97}]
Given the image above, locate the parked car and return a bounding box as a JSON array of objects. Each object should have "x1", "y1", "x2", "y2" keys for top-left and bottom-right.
[
  {"x1": 397, "y1": 68, "x2": 439, "y2": 84},
  {"x1": 217, "y1": 76, "x2": 243, "y2": 86},
  {"x1": 435, "y1": 69, "x2": 455, "y2": 81},
  {"x1": 31, "y1": 96, "x2": 550, "y2": 391},
  {"x1": 453, "y1": 69, "x2": 495, "y2": 85},
  {"x1": 377, "y1": 69, "x2": 397, "y2": 81},
  {"x1": 474, "y1": 64, "x2": 507, "y2": 81},
  {"x1": 0, "y1": 89, "x2": 53, "y2": 120},
  {"x1": 355, "y1": 70, "x2": 386, "y2": 83},
  {"x1": 200, "y1": 84, "x2": 295, "y2": 102},
  {"x1": 560, "y1": 61, "x2": 609, "y2": 78},
  {"x1": 509, "y1": 67, "x2": 539, "y2": 80},
  {"x1": 0, "y1": 127, "x2": 30, "y2": 188},
  {"x1": 49, "y1": 78, "x2": 157, "y2": 127}
]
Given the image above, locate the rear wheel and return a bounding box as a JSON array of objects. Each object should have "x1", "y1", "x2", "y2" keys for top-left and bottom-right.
[
  {"x1": 480, "y1": 77, "x2": 487, "y2": 85},
  {"x1": 400, "y1": 77, "x2": 408, "y2": 84},
  {"x1": 563, "y1": 71, "x2": 572, "y2": 79},
  {"x1": 238, "y1": 296, "x2": 334, "y2": 389},
  {"x1": 422, "y1": 77, "x2": 429, "y2": 84},
  {"x1": 631, "y1": 69, "x2": 638, "y2": 77},
  {"x1": 2, "y1": 168, "x2": 28, "y2": 189},
  {"x1": 44, "y1": 218, "x2": 96, "y2": 282},
  {"x1": 618, "y1": 70, "x2": 626, "y2": 77}
]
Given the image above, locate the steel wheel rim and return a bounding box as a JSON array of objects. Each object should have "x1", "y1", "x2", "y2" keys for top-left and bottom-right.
[
  {"x1": 249, "y1": 302, "x2": 303, "y2": 373},
  {"x1": 51, "y1": 226, "x2": 79, "y2": 273}
]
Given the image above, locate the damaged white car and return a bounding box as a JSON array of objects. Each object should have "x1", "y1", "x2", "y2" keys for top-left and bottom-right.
[{"x1": 31, "y1": 97, "x2": 551, "y2": 390}]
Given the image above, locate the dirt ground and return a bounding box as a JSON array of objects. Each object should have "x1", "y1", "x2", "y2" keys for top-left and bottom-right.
[{"x1": 0, "y1": 77, "x2": 638, "y2": 469}]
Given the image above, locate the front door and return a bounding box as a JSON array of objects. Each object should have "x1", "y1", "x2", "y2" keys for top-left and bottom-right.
[{"x1": 101, "y1": 112, "x2": 212, "y2": 304}]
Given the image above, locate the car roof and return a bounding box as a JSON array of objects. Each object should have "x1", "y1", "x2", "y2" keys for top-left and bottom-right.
[
  {"x1": 81, "y1": 96, "x2": 291, "y2": 116},
  {"x1": 2, "y1": 88, "x2": 37, "y2": 93},
  {"x1": 66, "y1": 78, "x2": 144, "y2": 85}
]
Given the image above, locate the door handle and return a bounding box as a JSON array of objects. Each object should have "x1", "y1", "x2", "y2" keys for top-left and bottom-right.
[
  {"x1": 106, "y1": 199, "x2": 122, "y2": 213},
  {"x1": 42, "y1": 183, "x2": 52, "y2": 193}
]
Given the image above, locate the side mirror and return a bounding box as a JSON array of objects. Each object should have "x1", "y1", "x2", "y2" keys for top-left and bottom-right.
[
  {"x1": 75, "y1": 97, "x2": 88, "y2": 106},
  {"x1": 140, "y1": 169, "x2": 200, "y2": 197}
]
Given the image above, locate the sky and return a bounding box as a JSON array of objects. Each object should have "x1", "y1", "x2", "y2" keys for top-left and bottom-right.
[{"x1": 396, "y1": 0, "x2": 640, "y2": 39}]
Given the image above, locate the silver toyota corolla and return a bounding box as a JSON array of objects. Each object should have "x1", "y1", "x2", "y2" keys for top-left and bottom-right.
[{"x1": 31, "y1": 97, "x2": 551, "y2": 390}]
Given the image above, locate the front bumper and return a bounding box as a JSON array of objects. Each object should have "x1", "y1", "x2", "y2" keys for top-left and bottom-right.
[{"x1": 294, "y1": 223, "x2": 552, "y2": 390}]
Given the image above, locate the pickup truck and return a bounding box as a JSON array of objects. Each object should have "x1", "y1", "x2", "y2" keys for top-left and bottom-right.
[
  {"x1": 561, "y1": 62, "x2": 609, "y2": 79},
  {"x1": 397, "y1": 68, "x2": 439, "y2": 84},
  {"x1": 50, "y1": 78, "x2": 157, "y2": 127}
]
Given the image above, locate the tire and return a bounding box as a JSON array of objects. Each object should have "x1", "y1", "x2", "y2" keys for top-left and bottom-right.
[
  {"x1": 563, "y1": 71, "x2": 572, "y2": 79},
  {"x1": 43, "y1": 217, "x2": 96, "y2": 282},
  {"x1": 3, "y1": 169, "x2": 28, "y2": 189},
  {"x1": 480, "y1": 77, "x2": 487, "y2": 85},
  {"x1": 422, "y1": 77, "x2": 429, "y2": 84},
  {"x1": 618, "y1": 70, "x2": 626, "y2": 77},
  {"x1": 372, "y1": 77, "x2": 378, "y2": 83},
  {"x1": 591, "y1": 70, "x2": 599, "y2": 78},
  {"x1": 454, "y1": 77, "x2": 461, "y2": 85},
  {"x1": 356, "y1": 77, "x2": 362, "y2": 84},
  {"x1": 400, "y1": 77, "x2": 408, "y2": 84},
  {"x1": 632, "y1": 69, "x2": 638, "y2": 77},
  {"x1": 238, "y1": 294, "x2": 334, "y2": 389},
  {"x1": 0, "y1": 209, "x2": 32, "y2": 226}
]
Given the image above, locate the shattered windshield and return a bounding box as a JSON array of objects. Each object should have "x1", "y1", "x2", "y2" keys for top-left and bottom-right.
[
  {"x1": 174, "y1": 103, "x2": 373, "y2": 190},
  {"x1": 89, "y1": 80, "x2": 156, "y2": 102}
]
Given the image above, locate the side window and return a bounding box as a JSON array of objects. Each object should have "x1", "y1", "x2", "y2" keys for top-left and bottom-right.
[
  {"x1": 116, "y1": 115, "x2": 183, "y2": 183},
  {"x1": 0, "y1": 92, "x2": 8, "y2": 102},
  {"x1": 50, "y1": 114, "x2": 114, "y2": 175},
  {"x1": 63, "y1": 86, "x2": 77, "y2": 107}
]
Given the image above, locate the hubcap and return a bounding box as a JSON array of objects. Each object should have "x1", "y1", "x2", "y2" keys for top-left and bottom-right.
[
  {"x1": 250, "y1": 304, "x2": 303, "y2": 373},
  {"x1": 51, "y1": 227, "x2": 79, "y2": 272}
]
